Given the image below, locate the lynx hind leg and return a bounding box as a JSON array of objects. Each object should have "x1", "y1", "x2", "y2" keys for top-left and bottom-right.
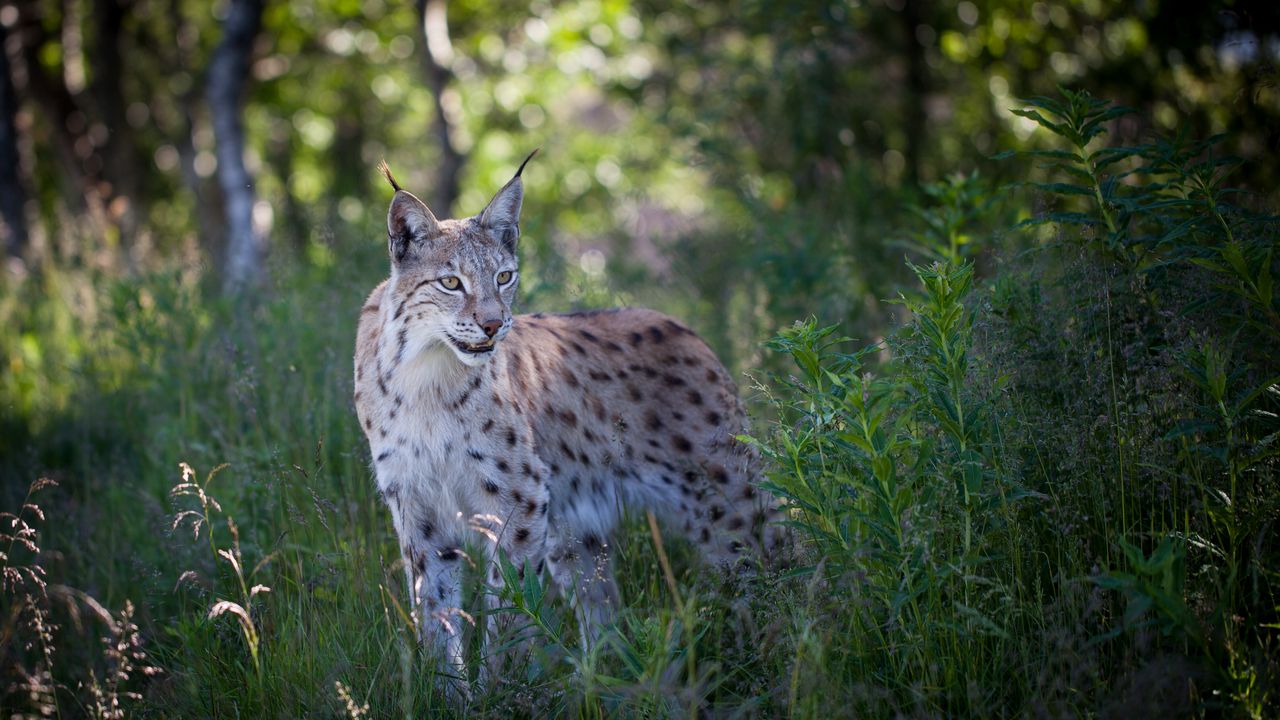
[
  {"x1": 545, "y1": 530, "x2": 621, "y2": 650},
  {"x1": 679, "y1": 440, "x2": 788, "y2": 570},
  {"x1": 477, "y1": 504, "x2": 551, "y2": 673}
]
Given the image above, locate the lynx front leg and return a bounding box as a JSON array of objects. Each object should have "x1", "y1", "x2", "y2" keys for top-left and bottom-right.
[
  {"x1": 385, "y1": 489, "x2": 472, "y2": 699},
  {"x1": 404, "y1": 544, "x2": 468, "y2": 681}
]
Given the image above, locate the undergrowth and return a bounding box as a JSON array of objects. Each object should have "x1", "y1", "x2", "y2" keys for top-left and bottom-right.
[
  {"x1": 1, "y1": 90, "x2": 1277, "y2": 717},
  {"x1": 750, "y1": 89, "x2": 1277, "y2": 716}
]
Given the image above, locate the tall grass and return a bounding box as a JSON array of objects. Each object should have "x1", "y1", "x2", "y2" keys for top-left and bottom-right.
[
  {"x1": 1, "y1": 90, "x2": 1277, "y2": 717},
  {"x1": 743, "y1": 90, "x2": 1277, "y2": 715}
]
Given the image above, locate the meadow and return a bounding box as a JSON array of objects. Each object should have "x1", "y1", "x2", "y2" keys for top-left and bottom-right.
[{"x1": 3, "y1": 90, "x2": 1277, "y2": 718}]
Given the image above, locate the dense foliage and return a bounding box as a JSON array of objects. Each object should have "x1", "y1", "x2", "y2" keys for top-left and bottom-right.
[
  {"x1": 755, "y1": 92, "x2": 1278, "y2": 715},
  {"x1": 2, "y1": 0, "x2": 1279, "y2": 717}
]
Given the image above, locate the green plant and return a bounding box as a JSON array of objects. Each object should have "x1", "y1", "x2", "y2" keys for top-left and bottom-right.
[
  {"x1": 1141, "y1": 133, "x2": 1280, "y2": 340},
  {"x1": 489, "y1": 516, "x2": 722, "y2": 718},
  {"x1": 902, "y1": 171, "x2": 997, "y2": 262},
  {"x1": 1, "y1": 478, "x2": 161, "y2": 718},
  {"x1": 751, "y1": 257, "x2": 1037, "y2": 714},
  {"x1": 997, "y1": 88, "x2": 1280, "y2": 716},
  {"x1": 898, "y1": 260, "x2": 991, "y2": 561},
  {"x1": 172, "y1": 462, "x2": 274, "y2": 682},
  {"x1": 1091, "y1": 535, "x2": 1200, "y2": 642},
  {"x1": 1004, "y1": 90, "x2": 1278, "y2": 335}
]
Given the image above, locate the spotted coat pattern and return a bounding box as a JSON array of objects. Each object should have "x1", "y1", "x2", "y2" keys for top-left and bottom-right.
[{"x1": 353, "y1": 159, "x2": 784, "y2": 688}]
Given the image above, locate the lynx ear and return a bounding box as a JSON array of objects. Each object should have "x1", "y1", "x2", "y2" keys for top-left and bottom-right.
[
  {"x1": 479, "y1": 149, "x2": 537, "y2": 250},
  {"x1": 380, "y1": 161, "x2": 440, "y2": 265},
  {"x1": 387, "y1": 191, "x2": 440, "y2": 265}
]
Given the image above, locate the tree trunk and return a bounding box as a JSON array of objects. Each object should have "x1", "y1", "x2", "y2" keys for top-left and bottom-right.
[
  {"x1": 0, "y1": 22, "x2": 29, "y2": 258},
  {"x1": 4, "y1": 0, "x2": 107, "y2": 233},
  {"x1": 417, "y1": 0, "x2": 463, "y2": 215},
  {"x1": 207, "y1": 0, "x2": 265, "y2": 293},
  {"x1": 91, "y1": 0, "x2": 142, "y2": 249},
  {"x1": 898, "y1": 0, "x2": 929, "y2": 186}
]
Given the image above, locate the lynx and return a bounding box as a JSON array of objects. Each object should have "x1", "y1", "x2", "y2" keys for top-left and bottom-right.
[{"x1": 353, "y1": 153, "x2": 783, "y2": 691}]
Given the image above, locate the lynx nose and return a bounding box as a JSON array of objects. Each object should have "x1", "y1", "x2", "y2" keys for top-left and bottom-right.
[{"x1": 479, "y1": 319, "x2": 502, "y2": 338}]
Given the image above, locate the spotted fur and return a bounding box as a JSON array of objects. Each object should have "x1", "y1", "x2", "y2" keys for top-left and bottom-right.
[{"x1": 353, "y1": 156, "x2": 783, "y2": 691}]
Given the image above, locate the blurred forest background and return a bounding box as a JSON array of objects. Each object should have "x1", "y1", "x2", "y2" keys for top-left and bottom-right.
[
  {"x1": 1, "y1": 0, "x2": 1279, "y2": 717},
  {"x1": 2, "y1": 0, "x2": 1278, "y2": 344}
]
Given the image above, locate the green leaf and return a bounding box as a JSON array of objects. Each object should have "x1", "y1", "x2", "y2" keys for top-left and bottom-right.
[
  {"x1": 1256, "y1": 251, "x2": 1273, "y2": 305},
  {"x1": 1080, "y1": 105, "x2": 1137, "y2": 140},
  {"x1": 1220, "y1": 241, "x2": 1251, "y2": 280},
  {"x1": 1031, "y1": 182, "x2": 1094, "y2": 197},
  {"x1": 953, "y1": 602, "x2": 1010, "y2": 639},
  {"x1": 1014, "y1": 212, "x2": 1100, "y2": 230},
  {"x1": 1020, "y1": 149, "x2": 1084, "y2": 162},
  {"x1": 1009, "y1": 108, "x2": 1068, "y2": 137}
]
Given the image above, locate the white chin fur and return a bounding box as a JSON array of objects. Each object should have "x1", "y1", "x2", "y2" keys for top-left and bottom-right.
[
  {"x1": 452, "y1": 347, "x2": 494, "y2": 367},
  {"x1": 397, "y1": 342, "x2": 469, "y2": 392}
]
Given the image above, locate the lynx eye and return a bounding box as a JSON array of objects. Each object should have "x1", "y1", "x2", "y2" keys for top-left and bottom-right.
[
  {"x1": 439, "y1": 276, "x2": 461, "y2": 291},
  {"x1": 496, "y1": 270, "x2": 513, "y2": 285}
]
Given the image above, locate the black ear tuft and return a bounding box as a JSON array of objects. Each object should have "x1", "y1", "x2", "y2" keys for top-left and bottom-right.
[
  {"x1": 479, "y1": 152, "x2": 535, "y2": 243},
  {"x1": 514, "y1": 148, "x2": 539, "y2": 179},
  {"x1": 377, "y1": 160, "x2": 403, "y2": 192}
]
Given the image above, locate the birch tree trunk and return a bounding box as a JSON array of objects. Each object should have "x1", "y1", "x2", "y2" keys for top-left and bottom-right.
[{"x1": 207, "y1": 0, "x2": 265, "y2": 292}]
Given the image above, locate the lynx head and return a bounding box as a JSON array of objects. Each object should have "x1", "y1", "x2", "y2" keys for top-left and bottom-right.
[{"x1": 379, "y1": 152, "x2": 535, "y2": 368}]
